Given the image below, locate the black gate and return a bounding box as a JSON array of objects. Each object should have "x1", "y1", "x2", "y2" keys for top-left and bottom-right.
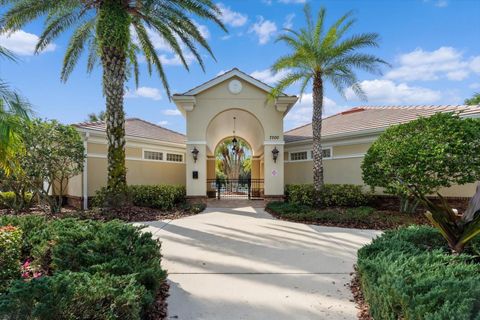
[{"x1": 207, "y1": 179, "x2": 264, "y2": 200}]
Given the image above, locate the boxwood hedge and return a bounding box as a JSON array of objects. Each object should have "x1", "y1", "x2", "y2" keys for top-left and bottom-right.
[{"x1": 357, "y1": 226, "x2": 480, "y2": 319}]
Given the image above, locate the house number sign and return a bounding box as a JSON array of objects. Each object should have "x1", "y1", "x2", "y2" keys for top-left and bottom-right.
[{"x1": 269, "y1": 135, "x2": 279, "y2": 140}]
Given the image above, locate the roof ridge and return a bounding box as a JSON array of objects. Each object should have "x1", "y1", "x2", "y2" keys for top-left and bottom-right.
[{"x1": 132, "y1": 118, "x2": 186, "y2": 137}]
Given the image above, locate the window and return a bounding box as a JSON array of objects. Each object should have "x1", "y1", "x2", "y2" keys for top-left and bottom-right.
[
  {"x1": 144, "y1": 150, "x2": 163, "y2": 161},
  {"x1": 167, "y1": 153, "x2": 183, "y2": 162},
  {"x1": 290, "y1": 151, "x2": 308, "y2": 161},
  {"x1": 310, "y1": 148, "x2": 332, "y2": 159}
]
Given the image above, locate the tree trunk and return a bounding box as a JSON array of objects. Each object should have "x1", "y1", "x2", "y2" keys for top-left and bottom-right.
[
  {"x1": 97, "y1": 2, "x2": 130, "y2": 207},
  {"x1": 312, "y1": 73, "x2": 324, "y2": 207}
]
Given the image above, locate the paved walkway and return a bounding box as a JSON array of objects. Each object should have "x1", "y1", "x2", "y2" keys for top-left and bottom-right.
[{"x1": 138, "y1": 207, "x2": 381, "y2": 320}]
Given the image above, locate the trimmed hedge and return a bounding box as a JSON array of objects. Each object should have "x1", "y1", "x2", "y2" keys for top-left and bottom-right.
[
  {"x1": 92, "y1": 184, "x2": 186, "y2": 210},
  {"x1": 357, "y1": 226, "x2": 480, "y2": 319},
  {"x1": 0, "y1": 216, "x2": 166, "y2": 319},
  {"x1": 0, "y1": 191, "x2": 33, "y2": 210},
  {"x1": 285, "y1": 184, "x2": 369, "y2": 207},
  {"x1": 0, "y1": 225, "x2": 22, "y2": 292}
]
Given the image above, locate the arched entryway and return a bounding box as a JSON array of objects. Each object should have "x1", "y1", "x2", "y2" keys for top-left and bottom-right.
[{"x1": 172, "y1": 68, "x2": 297, "y2": 202}]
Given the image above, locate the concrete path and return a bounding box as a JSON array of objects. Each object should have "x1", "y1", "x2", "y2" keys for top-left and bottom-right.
[{"x1": 138, "y1": 207, "x2": 381, "y2": 320}]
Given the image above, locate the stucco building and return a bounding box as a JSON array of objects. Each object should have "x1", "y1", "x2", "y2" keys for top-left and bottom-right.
[{"x1": 68, "y1": 68, "x2": 480, "y2": 208}]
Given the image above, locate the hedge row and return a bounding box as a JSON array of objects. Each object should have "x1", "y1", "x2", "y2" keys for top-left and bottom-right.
[
  {"x1": 92, "y1": 184, "x2": 186, "y2": 210},
  {"x1": 0, "y1": 225, "x2": 22, "y2": 292},
  {"x1": 285, "y1": 184, "x2": 369, "y2": 207},
  {"x1": 357, "y1": 226, "x2": 480, "y2": 319},
  {"x1": 0, "y1": 216, "x2": 166, "y2": 319}
]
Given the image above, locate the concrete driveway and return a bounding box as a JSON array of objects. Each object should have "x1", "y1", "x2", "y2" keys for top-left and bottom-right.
[{"x1": 139, "y1": 206, "x2": 381, "y2": 320}]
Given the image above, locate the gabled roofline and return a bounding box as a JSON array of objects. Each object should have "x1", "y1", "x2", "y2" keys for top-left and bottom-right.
[{"x1": 173, "y1": 68, "x2": 292, "y2": 97}]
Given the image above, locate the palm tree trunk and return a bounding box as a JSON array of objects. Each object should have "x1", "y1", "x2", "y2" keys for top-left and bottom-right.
[
  {"x1": 98, "y1": 2, "x2": 130, "y2": 207},
  {"x1": 312, "y1": 73, "x2": 324, "y2": 207}
]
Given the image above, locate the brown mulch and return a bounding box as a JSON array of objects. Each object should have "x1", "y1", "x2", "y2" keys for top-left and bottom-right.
[
  {"x1": 147, "y1": 280, "x2": 170, "y2": 320},
  {"x1": 1, "y1": 205, "x2": 202, "y2": 222},
  {"x1": 348, "y1": 269, "x2": 372, "y2": 320},
  {"x1": 265, "y1": 206, "x2": 429, "y2": 230}
]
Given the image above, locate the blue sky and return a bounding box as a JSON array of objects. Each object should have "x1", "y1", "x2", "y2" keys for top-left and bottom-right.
[{"x1": 0, "y1": 0, "x2": 479, "y2": 133}]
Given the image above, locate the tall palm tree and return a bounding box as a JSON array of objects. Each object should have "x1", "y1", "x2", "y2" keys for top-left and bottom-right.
[
  {"x1": 1, "y1": 0, "x2": 226, "y2": 206},
  {"x1": 0, "y1": 46, "x2": 31, "y2": 173},
  {"x1": 271, "y1": 5, "x2": 388, "y2": 206}
]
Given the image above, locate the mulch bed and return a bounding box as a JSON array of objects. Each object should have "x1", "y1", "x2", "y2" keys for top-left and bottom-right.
[
  {"x1": 348, "y1": 269, "x2": 372, "y2": 320},
  {"x1": 0, "y1": 205, "x2": 202, "y2": 222},
  {"x1": 265, "y1": 206, "x2": 429, "y2": 230},
  {"x1": 147, "y1": 280, "x2": 170, "y2": 320}
]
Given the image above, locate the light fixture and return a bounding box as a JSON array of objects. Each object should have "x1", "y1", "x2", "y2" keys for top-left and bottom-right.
[
  {"x1": 191, "y1": 147, "x2": 199, "y2": 163},
  {"x1": 272, "y1": 147, "x2": 279, "y2": 163},
  {"x1": 231, "y1": 117, "x2": 238, "y2": 153}
]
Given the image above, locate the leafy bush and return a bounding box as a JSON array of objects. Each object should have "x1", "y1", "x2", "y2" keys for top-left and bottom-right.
[
  {"x1": 0, "y1": 216, "x2": 165, "y2": 319},
  {"x1": 285, "y1": 183, "x2": 369, "y2": 207},
  {"x1": 0, "y1": 191, "x2": 33, "y2": 211},
  {"x1": 0, "y1": 225, "x2": 22, "y2": 292},
  {"x1": 357, "y1": 226, "x2": 480, "y2": 319},
  {"x1": 92, "y1": 184, "x2": 186, "y2": 210}
]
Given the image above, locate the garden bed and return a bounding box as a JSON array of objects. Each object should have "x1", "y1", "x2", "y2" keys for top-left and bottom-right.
[
  {"x1": 266, "y1": 201, "x2": 428, "y2": 230},
  {"x1": 0, "y1": 216, "x2": 169, "y2": 320},
  {"x1": 354, "y1": 226, "x2": 480, "y2": 319}
]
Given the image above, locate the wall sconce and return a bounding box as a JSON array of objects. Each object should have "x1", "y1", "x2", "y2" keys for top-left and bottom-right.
[
  {"x1": 191, "y1": 147, "x2": 199, "y2": 163},
  {"x1": 272, "y1": 147, "x2": 279, "y2": 163}
]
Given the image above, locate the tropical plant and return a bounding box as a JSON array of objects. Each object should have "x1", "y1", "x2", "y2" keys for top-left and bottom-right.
[
  {"x1": 270, "y1": 4, "x2": 387, "y2": 206},
  {"x1": 0, "y1": 46, "x2": 31, "y2": 173},
  {"x1": 465, "y1": 92, "x2": 480, "y2": 106},
  {"x1": 215, "y1": 138, "x2": 251, "y2": 180},
  {"x1": 1, "y1": 0, "x2": 226, "y2": 207},
  {"x1": 86, "y1": 111, "x2": 106, "y2": 122},
  {"x1": 362, "y1": 112, "x2": 480, "y2": 213}
]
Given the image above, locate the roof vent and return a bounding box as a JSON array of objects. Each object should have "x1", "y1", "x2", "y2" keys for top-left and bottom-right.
[{"x1": 340, "y1": 107, "x2": 365, "y2": 115}]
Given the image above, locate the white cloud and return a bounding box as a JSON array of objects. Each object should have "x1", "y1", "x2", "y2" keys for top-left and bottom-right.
[
  {"x1": 125, "y1": 86, "x2": 162, "y2": 100},
  {"x1": 286, "y1": 93, "x2": 345, "y2": 127},
  {"x1": 159, "y1": 52, "x2": 196, "y2": 66},
  {"x1": 469, "y1": 82, "x2": 480, "y2": 90},
  {"x1": 279, "y1": 0, "x2": 306, "y2": 3},
  {"x1": 250, "y1": 68, "x2": 290, "y2": 85},
  {"x1": 424, "y1": 0, "x2": 448, "y2": 7},
  {"x1": 386, "y1": 47, "x2": 480, "y2": 81},
  {"x1": 283, "y1": 13, "x2": 295, "y2": 29},
  {"x1": 346, "y1": 79, "x2": 442, "y2": 104},
  {"x1": 217, "y1": 3, "x2": 248, "y2": 27},
  {"x1": 162, "y1": 109, "x2": 181, "y2": 116},
  {"x1": 249, "y1": 16, "x2": 277, "y2": 45},
  {"x1": 158, "y1": 120, "x2": 169, "y2": 126},
  {"x1": 216, "y1": 69, "x2": 228, "y2": 76},
  {"x1": 195, "y1": 22, "x2": 210, "y2": 39},
  {"x1": 0, "y1": 30, "x2": 56, "y2": 56}
]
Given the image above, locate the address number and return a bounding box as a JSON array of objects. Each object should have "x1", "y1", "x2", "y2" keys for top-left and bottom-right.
[{"x1": 269, "y1": 135, "x2": 279, "y2": 140}]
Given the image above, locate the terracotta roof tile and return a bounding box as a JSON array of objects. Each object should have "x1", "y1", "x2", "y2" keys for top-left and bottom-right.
[
  {"x1": 74, "y1": 118, "x2": 186, "y2": 144},
  {"x1": 284, "y1": 105, "x2": 480, "y2": 143}
]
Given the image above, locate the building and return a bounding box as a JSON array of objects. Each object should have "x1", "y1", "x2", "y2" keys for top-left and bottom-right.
[{"x1": 69, "y1": 68, "x2": 480, "y2": 208}]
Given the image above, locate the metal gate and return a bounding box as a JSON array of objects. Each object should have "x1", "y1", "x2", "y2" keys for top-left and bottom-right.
[{"x1": 207, "y1": 179, "x2": 264, "y2": 200}]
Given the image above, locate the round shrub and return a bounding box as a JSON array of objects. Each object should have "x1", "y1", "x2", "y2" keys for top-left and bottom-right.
[{"x1": 0, "y1": 216, "x2": 166, "y2": 319}]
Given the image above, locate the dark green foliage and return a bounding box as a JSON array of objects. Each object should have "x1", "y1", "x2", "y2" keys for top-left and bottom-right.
[
  {"x1": 0, "y1": 225, "x2": 22, "y2": 292},
  {"x1": 285, "y1": 184, "x2": 369, "y2": 207},
  {"x1": 465, "y1": 92, "x2": 480, "y2": 106},
  {"x1": 92, "y1": 184, "x2": 186, "y2": 210},
  {"x1": 0, "y1": 191, "x2": 33, "y2": 210},
  {"x1": 0, "y1": 216, "x2": 165, "y2": 319},
  {"x1": 357, "y1": 226, "x2": 480, "y2": 319},
  {"x1": 362, "y1": 113, "x2": 480, "y2": 213}
]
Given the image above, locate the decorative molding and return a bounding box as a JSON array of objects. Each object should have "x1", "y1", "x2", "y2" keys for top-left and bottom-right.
[
  {"x1": 186, "y1": 141, "x2": 207, "y2": 145},
  {"x1": 264, "y1": 140, "x2": 285, "y2": 145},
  {"x1": 275, "y1": 96, "x2": 298, "y2": 114}
]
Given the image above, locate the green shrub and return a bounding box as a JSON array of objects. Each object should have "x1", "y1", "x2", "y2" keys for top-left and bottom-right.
[
  {"x1": 0, "y1": 191, "x2": 33, "y2": 211},
  {"x1": 0, "y1": 216, "x2": 165, "y2": 319},
  {"x1": 285, "y1": 184, "x2": 369, "y2": 207},
  {"x1": 0, "y1": 225, "x2": 22, "y2": 292},
  {"x1": 92, "y1": 184, "x2": 186, "y2": 210},
  {"x1": 357, "y1": 226, "x2": 480, "y2": 319}
]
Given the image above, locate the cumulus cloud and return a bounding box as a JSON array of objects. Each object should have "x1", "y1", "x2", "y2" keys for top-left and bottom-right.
[
  {"x1": 0, "y1": 30, "x2": 56, "y2": 56},
  {"x1": 158, "y1": 120, "x2": 169, "y2": 126},
  {"x1": 250, "y1": 68, "x2": 290, "y2": 85},
  {"x1": 283, "y1": 13, "x2": 295, "y2": 29},
  {"x1": 162, "y1": 109, "x2": 181, "y2": 116},
  {"x1": 249, "y1": 16, "x2": 277, "y2": 45},
  {"x1": 125, "y1": 86, "x2": 162, "y2": 100},
  {"x1": 386, "y1": 47, "x2": 480, "y2": 81},
  {"x1": 217, "y1": 3, "x2": 248, "y2": 27},
  {"x1": 469, "y1": 82, "x2": 480, "y2": 90},
  {"x1": 286, "y1": 94, "x2": 345, "y2": 128},
  {"x1": 346, "y1": 79, "x2": 442, "y2": 104}
]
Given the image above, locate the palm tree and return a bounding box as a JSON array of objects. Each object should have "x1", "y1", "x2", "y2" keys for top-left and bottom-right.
[
  {"x1": 0, "y1": 46, "x2": 31, "y2": 173},
  {"x1": 1, "y1": 0, "x2": 226, "y2": 206},
  {"x1": 271, "y1": 5, "x2": 388, "y2": 206}
]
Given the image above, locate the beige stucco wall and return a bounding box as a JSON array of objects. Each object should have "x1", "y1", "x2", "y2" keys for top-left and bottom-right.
[{"x1": 284, "y1": 141, "x2": 478, "y2": 198}]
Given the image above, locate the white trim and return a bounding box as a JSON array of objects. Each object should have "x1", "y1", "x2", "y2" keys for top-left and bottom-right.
[
  {"x1": 186, "y1": 141, "x2": 207, "y2": 145},
  {"x1": 142, "y1": 148, "x2": 185, "y2": 163},
  {"x1": 87, "y1": 153, "x2": 186, "y2": 164},
  {"x1": 287, "y1": 147, "x2": 333, "y2": 162},
  {"x1": 263, "y1": 140, "x2": 285, "y2": 145},
  {"x1": 284, "y1": 152, "x2": 365, "y2": 163},
  {"x1": 285, "y1": 135, "x2": 377, "y2": 149},
  {"x1": 83, "y1": 133, "x2": 89, "y2": 210},
  {"x1": 179, "y1": 69, "x2": 286, "y2": 96}
]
